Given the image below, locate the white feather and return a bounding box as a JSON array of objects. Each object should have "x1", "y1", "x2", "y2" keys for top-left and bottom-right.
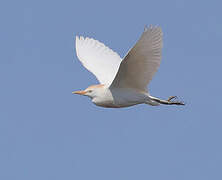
[
  {"x1": 75, "y1": 36, "x2": 122, "y2": 85},
  {"x1": 110, "y1": 26, "x2": 163, "y2": 92}
]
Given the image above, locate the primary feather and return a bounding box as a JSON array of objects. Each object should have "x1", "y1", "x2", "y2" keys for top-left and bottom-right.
[
  {"x1": 75, "y1": 36, "x2": 122, "y2": 85},
  {"x1": 110, "y1": 26, "x2": 163, "y2": 92}
]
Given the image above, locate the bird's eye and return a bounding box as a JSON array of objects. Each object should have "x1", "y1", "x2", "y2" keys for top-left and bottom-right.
[{"x1": 88, "y1": 90, "x2": 92, "y2": 93}]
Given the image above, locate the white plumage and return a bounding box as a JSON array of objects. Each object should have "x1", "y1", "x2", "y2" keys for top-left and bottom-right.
[
  {"x1": 111, "y1": 26, "x2": 162, "y2": 91},
  {"x1": 73, "y1": 26, "x2": 184, "y2": 108},
  {"x1": 75, "y1": 36, "x2": 121, "y2": 85}
]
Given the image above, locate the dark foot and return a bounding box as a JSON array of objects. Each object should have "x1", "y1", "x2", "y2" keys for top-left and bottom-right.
[
  {"x1": 167, "y1": 96, "x2": 177, "y2": 101},
  {"x1": 167, "y1": 96, "x2": 185, "y2": 105}
]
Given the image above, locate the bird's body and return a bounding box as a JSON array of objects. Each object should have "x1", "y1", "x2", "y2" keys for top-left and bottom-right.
[
  {"x1": 73, "y1": 26, "x2": 184, "y2": 107},
  {"x1": 88, "y1": 85, "x2": 149, "y2": 108}
]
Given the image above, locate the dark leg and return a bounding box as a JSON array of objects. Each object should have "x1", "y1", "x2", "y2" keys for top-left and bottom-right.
[{"x1": 150, "y1": 96, "x2": 185, "y2": 106}]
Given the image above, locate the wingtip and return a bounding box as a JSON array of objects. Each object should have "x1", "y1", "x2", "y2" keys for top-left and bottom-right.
[
  {"x1": 80, "y1": 36, "x2": 84, "y2": 40},
  {"x1": 144, "y1": 24, "x2": 155, "y2": 31},
  {"x1": 76, "y1": 35, "x2": 84, "y2": 40},
  {"x1": 144, "y1": 25, "x2": 148, "y2": 32},
  {"x1": 144, "y1": 24, "x2": 162, "y2": 31}
]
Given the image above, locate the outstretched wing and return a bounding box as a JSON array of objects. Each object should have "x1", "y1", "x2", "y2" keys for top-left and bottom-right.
[
  {"x1": 110, "y1": 26, "x2": 163, "y2": 92},
  {"x1": 75, "y1": 36, "x2": 122, "y2": 85}
]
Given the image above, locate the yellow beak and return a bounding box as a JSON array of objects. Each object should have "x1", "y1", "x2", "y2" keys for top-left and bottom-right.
[{"x1": 72, "y1": 90, "x2": 87, "y2": 95}]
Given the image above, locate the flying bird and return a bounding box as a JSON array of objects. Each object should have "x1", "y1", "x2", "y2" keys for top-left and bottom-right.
[{"x1": 73, "y1": 26, "x2": 184, "y2": 108}]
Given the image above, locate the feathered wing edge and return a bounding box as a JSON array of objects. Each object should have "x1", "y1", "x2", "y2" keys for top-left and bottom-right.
[
  {"x1": 110, "y1": 25, "x2": 163, "y2": 92},
  {"x1": 75, "y1": 36, "x2": 122, "y2": 85}
]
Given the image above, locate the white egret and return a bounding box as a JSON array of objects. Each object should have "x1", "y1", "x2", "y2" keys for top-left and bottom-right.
[{"x1": 73, "y1": 26, "x2": 184, "y2": 108}]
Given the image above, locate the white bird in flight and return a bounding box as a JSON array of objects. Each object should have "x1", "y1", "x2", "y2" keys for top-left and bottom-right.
[{"x1": 72, "y1": 25, "x2": 184, "y2": 108}]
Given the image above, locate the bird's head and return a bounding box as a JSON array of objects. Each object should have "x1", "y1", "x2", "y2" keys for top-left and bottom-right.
[{"x1": 72, "y1": 84, "x2": 104, "y2": 99}]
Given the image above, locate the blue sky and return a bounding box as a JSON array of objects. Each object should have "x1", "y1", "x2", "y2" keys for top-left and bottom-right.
[{"x1": 1, "y1": 0, "x2": 222, "y2": 179}]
